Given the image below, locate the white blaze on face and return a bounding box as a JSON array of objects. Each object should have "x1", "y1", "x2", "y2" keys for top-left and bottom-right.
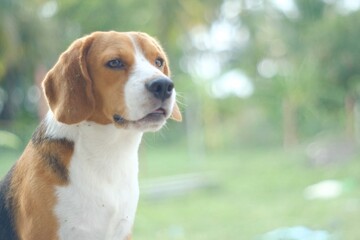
[{"x1": 124, "y1": 35, "x2": 175, "y2": 121}]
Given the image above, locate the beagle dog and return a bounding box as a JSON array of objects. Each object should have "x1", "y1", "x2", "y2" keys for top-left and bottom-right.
[{"x1": 0, "y1": 31, "x2": 182, "y2": 240}]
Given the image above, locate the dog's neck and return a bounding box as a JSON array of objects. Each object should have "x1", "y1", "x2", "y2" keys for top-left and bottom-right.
[{"x1": 44, "y1": 111, "x2": 143, "y2": 183}]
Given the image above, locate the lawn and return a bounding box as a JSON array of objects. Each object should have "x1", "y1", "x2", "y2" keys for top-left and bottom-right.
[
  {"x1": 135, "y1": 145, "x2": 360, "y2": 240},
  {"x1": 1, "y1": 144, "x2": 359, "y2": 239}
]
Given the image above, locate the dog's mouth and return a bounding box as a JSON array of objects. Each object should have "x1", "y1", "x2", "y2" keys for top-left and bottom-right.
[
  {"x1": 140, "y1": 108, "x2": 167, "y2": 121},
  {"x1": 113, "y1": 108, "x2": 167, "y2": 126}
]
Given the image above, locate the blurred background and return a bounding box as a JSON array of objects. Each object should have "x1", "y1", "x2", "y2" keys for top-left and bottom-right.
[{"x1": 0, "y1": 0, "x2": 359, "y2": 239}]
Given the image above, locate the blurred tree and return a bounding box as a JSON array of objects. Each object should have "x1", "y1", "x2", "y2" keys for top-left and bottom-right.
[
  {"x1": 290, "y1": 0, "x2": 360, "y2": 142},
  {"x1": 239, "y1": 0, "x2": 360, "y2": 147},
  {"x1": 0, "y1": 0, "x2": 49, "y2": 121},
  {"x1": 313, "y1": 9, "x2": 360, "y2": 140},
  {"x1": 270, "y1": 0, "x2": 328, "y2": 147},
  {"x1": 234, "y1": 0, "x2": 323, "y2": 147}
]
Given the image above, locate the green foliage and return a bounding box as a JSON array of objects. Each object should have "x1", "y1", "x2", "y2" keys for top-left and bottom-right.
[
  {"x1": 0, "y1": 130, "x2": 22, "y2": 150},
  {"x1": 237, "y1": 1, "x2": 360, "y2": 145},
  {"x1": 295, "y1": 0, "x2": 326, "y2": 22},
  {"x1": 0, "y1": 0, "x2": 359, "y2": 147}
]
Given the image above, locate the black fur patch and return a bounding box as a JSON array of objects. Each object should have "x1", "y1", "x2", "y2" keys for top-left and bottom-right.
[
  {"x1": 0, "y1": 168, "x2": 19, "y2": 240},
  {"x1": 31, "y1": 121, "x2": 74, "y2": 183},
  {"x1": 31, "y1": 123, "x2": 46, "y2": 145},
  {"x1": 45, "y1": 152, "x2": 69, "y2": 182}
]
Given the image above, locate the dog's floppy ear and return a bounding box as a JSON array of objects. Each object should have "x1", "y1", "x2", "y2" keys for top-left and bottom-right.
[
  {"x1": 171, "y1": 103, "x2": 182, "y2": 122},
  {"x1": 43, "y1": 36, "x2": 95, "y2": 124}
]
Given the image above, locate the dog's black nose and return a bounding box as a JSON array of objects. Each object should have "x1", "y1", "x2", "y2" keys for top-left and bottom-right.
[{"x1": 146, "y1": 78, "x2": 174, "y2": 101}]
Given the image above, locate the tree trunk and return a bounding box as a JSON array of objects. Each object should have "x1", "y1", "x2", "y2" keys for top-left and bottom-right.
[
  {"x1": 345, "y1": 93, "x2": 356, "y2": 141},
  {"x1": 283, "y1": 98, "x2": 298, "y2": 148}
]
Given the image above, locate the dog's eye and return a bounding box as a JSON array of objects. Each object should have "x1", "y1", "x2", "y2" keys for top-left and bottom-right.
[
  {"x1": 106, "y1": 59, "x2": 126, "y2": 69},
  {"x1": 155, "y1": 58, "x2": 164, "y2": 68}
]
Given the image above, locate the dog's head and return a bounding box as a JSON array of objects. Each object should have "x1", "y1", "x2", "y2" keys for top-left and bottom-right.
[{"x1": 43, "y1": 31, "x2": 182, "y2": 132}]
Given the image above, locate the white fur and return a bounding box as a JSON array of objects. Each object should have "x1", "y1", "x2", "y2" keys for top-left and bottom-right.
[{"x1": 46, "y1": 112, "x2": 142, "y2": 240}]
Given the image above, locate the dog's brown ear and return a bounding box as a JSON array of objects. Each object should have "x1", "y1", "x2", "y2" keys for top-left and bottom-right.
[
  {"x1": 43, "y1": 36, "x2": 95, "y2": 124},
  {"x1": 171, "y1": 103, "x2": 182, "y2": 122}
]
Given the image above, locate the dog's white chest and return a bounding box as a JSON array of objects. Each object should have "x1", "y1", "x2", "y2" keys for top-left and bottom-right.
[{"x1": 49, "y1": 122, "x2": 142, "y2": 240}]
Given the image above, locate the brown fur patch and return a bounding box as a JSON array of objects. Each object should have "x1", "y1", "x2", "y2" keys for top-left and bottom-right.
[
  {"x1": 10, "y1": 123, "x2": 74, "y2": 240},
  {"x1": 85, "y1": 32, "x2": 136, "y2": 124}
]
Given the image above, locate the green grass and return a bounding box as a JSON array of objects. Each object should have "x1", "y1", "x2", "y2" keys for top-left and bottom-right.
[
  {"x1": 0, "y1": 149, "x2": 21, "y2": 176},
  {"x1": 1, "y1": 145, "x2": 359, "y2": 239},
  {"x1": 135, "y1": 146, "x2": 360, "y2": 240}
]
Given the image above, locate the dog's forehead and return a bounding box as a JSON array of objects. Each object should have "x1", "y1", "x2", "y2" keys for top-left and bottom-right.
[
  {"x1": 89, "y1": 31, "x2": 161, "y2": 56},
  {"x1": 90, "y1": 32, "x2": 133, "y2": 52}
]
